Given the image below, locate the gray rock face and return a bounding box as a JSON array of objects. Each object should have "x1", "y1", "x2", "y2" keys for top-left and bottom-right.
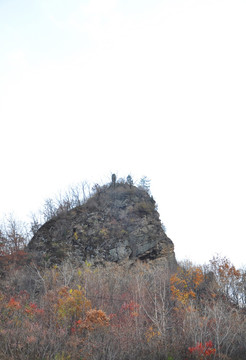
[{"x1": 28, "y1": 183, "x2": 177, "y2": 270}]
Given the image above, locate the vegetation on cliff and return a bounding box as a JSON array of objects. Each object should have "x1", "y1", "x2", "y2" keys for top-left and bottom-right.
[{"x1": 27, "y1": 176, "x2": 176, "y2": 268}]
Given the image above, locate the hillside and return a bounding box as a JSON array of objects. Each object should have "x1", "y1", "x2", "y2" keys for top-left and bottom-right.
[{"x1": 0, "y1": 180, "x2": 246, "y2": 359}]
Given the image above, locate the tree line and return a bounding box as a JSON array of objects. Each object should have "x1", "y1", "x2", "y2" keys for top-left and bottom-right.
[{"x1": 0, "y1": 254, "x2": 246, "y2": 359}]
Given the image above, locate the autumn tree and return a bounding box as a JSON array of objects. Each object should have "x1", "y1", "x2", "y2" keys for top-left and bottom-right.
[
  {"x1": 209, "y1": 255, "x2": 241, "y2": 304},
  {"x1": 0, "y1": 215, "x2": 29, "y2": 272},
  {"x1": 170, "y1": 264, "x2": 204, "y2": 306}
]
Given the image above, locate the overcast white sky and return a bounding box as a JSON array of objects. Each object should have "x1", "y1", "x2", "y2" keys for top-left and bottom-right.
[{"x1": 1, "y1": 0, "x2": 246, "y2": 268}]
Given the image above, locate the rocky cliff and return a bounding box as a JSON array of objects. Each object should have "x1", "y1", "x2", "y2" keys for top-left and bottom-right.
[{"x1": 28, "y1": 182, "x2": 177, "y2": 270}]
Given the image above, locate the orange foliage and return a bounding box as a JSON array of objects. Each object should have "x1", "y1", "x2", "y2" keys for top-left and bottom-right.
[
  {"x1": 210, "y1": 255, "x2": 241, "y2": 283},
  {"x1": 55, "y1": 286, "x2": 91, "y2": 323},
  {"x1": 0, "y1": 285, "x2": 110, "y2": 359},
  {"x1": 145, "y1": 326, "x2": 161, "y2": 342},
  {"x1": 209, "y1": 255, "x2": 242, "y2": 302},
  {"x1": 73, "y1": 309, "x2": 109, "y2": 334},
  {"x1": 85, "y1": 309, "x2": 109, "y2": 328},
  {"x1": 170, "y1": 266, "x2": 204, "y2": 305},
  {"x1": 7, "y1": 297, "x2": 21, "y2": 310}
]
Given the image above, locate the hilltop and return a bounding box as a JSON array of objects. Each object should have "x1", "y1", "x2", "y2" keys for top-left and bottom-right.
[{"x1": 28, "y1": 179, "x2": 177, "y2": 269}]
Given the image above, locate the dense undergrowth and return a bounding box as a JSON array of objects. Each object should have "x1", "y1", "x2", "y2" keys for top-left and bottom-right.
[{"x1": 0, "y1": 255, "x2": 246, "y2": 360}]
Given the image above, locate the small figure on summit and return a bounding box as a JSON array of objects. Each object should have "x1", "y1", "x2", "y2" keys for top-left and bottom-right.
[{"x1": 112, "y1": 174, "x2": 116, "y2": 188}]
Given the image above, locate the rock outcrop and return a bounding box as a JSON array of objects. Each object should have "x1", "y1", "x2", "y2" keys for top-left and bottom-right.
[{"x1": 28, "y1": 183, "x2": 177, "y2": 270}]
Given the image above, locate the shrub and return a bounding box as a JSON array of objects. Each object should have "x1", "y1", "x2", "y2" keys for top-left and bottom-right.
[{"x1": 134, "y1": 201, "x2": 154, "y2": 217}]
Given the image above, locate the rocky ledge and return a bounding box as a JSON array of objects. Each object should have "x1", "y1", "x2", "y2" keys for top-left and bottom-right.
[{"x1": 28, "y1": 182, "x2": 177, "y2": 270}]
